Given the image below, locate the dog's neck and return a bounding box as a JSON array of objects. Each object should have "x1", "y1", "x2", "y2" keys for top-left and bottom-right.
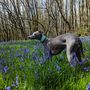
[
  {"x1": 40, "y1": 34, "x2": 48, "y2": 43},
  {"x1": 40, "y1": 34, "x2": 52, "y2": 59}
]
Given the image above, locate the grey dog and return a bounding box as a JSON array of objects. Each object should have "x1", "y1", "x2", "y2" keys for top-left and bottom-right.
[{"x1": 28, "y1": 31, "x2": 84, "y2": 67}]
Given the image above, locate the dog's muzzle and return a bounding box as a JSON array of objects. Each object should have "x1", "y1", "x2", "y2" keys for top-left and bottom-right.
[{"x1": 28, "y1": 35, "x2": 35, "y2": 39}]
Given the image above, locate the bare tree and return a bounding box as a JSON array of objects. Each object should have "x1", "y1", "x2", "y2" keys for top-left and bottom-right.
[
  {"x1": 0, "y1": 0, "x2": 90, "y2": 41},
  {"x1": 55, "y1": 0, "x2": 71, "y2": 30}
]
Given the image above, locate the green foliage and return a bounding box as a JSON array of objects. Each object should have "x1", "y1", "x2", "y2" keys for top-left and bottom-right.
[{"x1": 0, "y1": 40, "x2": 90, "y2": 90}]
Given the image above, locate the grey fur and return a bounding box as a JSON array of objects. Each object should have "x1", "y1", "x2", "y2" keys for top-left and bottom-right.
[{"x1": 28, "y1": 31, "x2": 84, "y2": 67}]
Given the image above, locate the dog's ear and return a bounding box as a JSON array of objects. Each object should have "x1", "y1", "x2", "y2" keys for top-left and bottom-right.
[
  {"x1": 39, "y1": 30, "x2": 43, "y2": 34},
  {"x1": 30, "y1": 31, "x2": 33, "y2": 35}
]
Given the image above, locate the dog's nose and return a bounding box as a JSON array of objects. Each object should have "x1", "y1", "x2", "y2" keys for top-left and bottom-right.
[{"x1": 28, "y1": 36, "x2": 31, "y2": 39}]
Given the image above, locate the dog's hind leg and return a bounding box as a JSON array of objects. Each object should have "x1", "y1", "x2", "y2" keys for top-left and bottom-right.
[
  {"x1": 76, "y1": 48, "x2": 82, "y2": 62},
  {"x1": 66, "y1": 47, "x2": 75, "y2": 67},
  {"x1": 66, "y1": 43, "x2": 79, "y2": 67},
  {"x1": 76, "y1": 39, "x2": 84, "y2": 62}
]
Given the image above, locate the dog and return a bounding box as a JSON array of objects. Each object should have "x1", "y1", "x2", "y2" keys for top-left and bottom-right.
[{"x1": 28, "y1": 31, "x2": 84, "y2": 67}]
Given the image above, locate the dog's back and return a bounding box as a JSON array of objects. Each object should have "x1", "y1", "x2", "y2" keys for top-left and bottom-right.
[{"x1": 28, "y1": 31, "x2": 84, "y2": 67}]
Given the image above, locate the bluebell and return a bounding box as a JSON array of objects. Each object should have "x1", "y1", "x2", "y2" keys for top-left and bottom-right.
[
  {"x1": 87, "y1": 83, "x2": 90, "y2": 90},
  {"x1": 6, "y1": 86, "x2": 11, "y2": 90},
  {"x1": 3, "y1": 66, "x2": 8, "y2": 73}
]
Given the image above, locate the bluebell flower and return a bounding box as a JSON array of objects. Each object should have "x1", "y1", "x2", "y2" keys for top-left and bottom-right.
[
  {"x1": 60, "y1": 55, "x2": 64, "y2": 60},
  {"x1": 19, "y1": 65, "x2": 23, "y2": 70},
  {"x1": 80, "y1": 37, "x2": 85, "y2": 42},
  {"x1": 19, "y1": 57, "x2": 24, "y2": 62},
  {"x1": 42, "y1": 55, "x2": 47, "y2": 61},
  {"x1": 24, "y1": 48, "x2": 30, "y2": 54},
  {"x1": 79, "y1": 58, "x2": 88, "y2": 65},
  {"x1": 1, "y1": 49, "x2": 5, "y2": 54},
  {"x1": 44, "y1": 52, "x2": 51, "y2": 60},
  {"x1": 34, "y1": 45, "x2": 39, "y2": 50},
  {"x1": 39, "y1": 46, "x2": 52, "y2": 64},
  {"x1": 6, "y1": 86, "x2": 11, "y2": 90},
  {"x1": 12, "y1": 83, "x2": 16, "y2": 87},
  {"x1": 16, "y1": 52, "x2": 23, "y2": 57},
  {"x1": 10, "y1": 53, "x2": 13, "y2": 58},
  {"x1": 32, "y1": 51, "x2": 39, "y2": 61},
  {"x1": 12, "y1": 81, "x2": 16, "y2": 87},
  {"x1": 87, "y1": 83, "x2": 90, "y2": 90},
  {"x1": 83, "y1": 67, "x2": 90, "y2": 72},
  {"x1": 34, "y1": 43, "x2": 43, "y2": 50},
  {"x1": 0, "y1": 58, "x2": 6, "y2": 65},
  {"x1": 32, "y1": 51, "x2": 38, "y2": 57},
  {"x1": 32, "y1": 56, "x2": 39, "y2": 61},
  {"x1": 40, "y1": 57, "x2": 46, "y2": 64},
  {"x1": 44, "y1": 47, "x2": 52, "y2": 60},
  {"x1": 54, "y1": 63, "x2": 61, "y2": 71},
  {"x1": 70, "y1": 53, "x2": 77, "y2": 68},
  {"x1": 80, "y1": 36, "x2": 90, "y2": 44},
  {"x1": 3, "y1": 66, "x2": 8, "y2": 73},
  {"x1": 16, "y1": 75, "x2": 19, "y2": 86}
]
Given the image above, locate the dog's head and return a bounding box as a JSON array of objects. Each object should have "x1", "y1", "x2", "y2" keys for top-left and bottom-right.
[{"x1": 28, "y1": 31, "x2": 43, "y2": 40}]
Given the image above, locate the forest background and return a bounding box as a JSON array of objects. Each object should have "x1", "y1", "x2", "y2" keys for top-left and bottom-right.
[{"x1": 0, "y1": 0, "x2": 90, "y2": 41}]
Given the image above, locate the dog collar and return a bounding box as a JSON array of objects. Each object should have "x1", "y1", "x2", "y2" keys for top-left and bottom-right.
[{"x1": 40, "y1": 35, "x2": 48, "y2": 43}]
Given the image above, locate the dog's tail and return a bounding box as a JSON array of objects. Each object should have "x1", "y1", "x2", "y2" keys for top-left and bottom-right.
[
  {"x1": 76, "y1": 38, "x2": 90, "y2": 70},
  {"x1": 79, "y1": 39, "x2": 84, "y2": 57},
  {"x1": 76, "y1": 39, "x2": 84, "y2": 62}
]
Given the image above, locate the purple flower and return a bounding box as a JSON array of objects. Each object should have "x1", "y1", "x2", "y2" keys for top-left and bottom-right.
[
  {"x1": 12, "y1": 81, "x2": 16, "y2": 87},
  {"x1": 16, "y1": 75, "x2": 19, "y2": 86},
  {"x1": 44, "y1": 46, "x2": 52, "y2": 60},
  {"x1": 1, "y1": 49, "x2": 5, "y2": 54},
  {"x1": 40, "y1": 57, "x2": 46, "y2": 64},
  {"x1": 83, "y1": 67, "x2": 90, "y2": 72},
  {"x1": 80, "y1": 36, "x2": 90, "y2": 44},
  {"x1": 32, "y1": 56, "x2": 39, "y2": 61},
  {"x1": 70, "y1": 53, "x2": 78, "y2": 68},
  {"x1": 80, "y1": 37, "x2": 85, "y2": 42},
  {"x1": 19, "y1": 57, "x2": 24, "y2": 62},
  {"x1": 12, "y1": 83, "x2": 16, "y2": 87},
  {"x1": 19, "y1": 65, "x2": 23, "y2": 70},
  {"x1": 39, "y1": 48, "x2": 52, "y2": 64},
  {"x1": 55, "y1": 64, "x2": 61, "y2": 71},
  {"x1": 3, "y1": 66, "x2": 8, "y2": 73},
  {"x1": 43, "y1": 51, "x2": 51, "y2": 60},
  {"x1": 79, "y1": 58, "x2": 88, "y2": 65},
  {"x1": 24, "y1": 48, "x2": 30, "y2": 54},
  {"x1": 34, "y1": 43, "x2": 43, "y2": 50},
  {"x1": 10, "y1": 53, "x2": 13, "y2": 58},
  {"x1": 32, "y1": 52, "x2": 39, "y2": 61},
  {"x1": 87, "y1": 83, "x2": 90, "y2": 90},
  {"x1": 0, "y1": 58, "x2": 6, "y2": 65},
  {"x1": 16, "y1": 52, "x2": 23, "y2": 57},
  {"x1": 6, "y1": 86, "x2": 11, "y2": 90},
  {"x1": 60, "y1": 55, "x2": 64, "y2": 60}
]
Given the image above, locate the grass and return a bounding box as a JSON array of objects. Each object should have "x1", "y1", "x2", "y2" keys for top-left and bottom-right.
[{"x1": 0, "y1": 40, "x2": 90, "y2": 90}]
